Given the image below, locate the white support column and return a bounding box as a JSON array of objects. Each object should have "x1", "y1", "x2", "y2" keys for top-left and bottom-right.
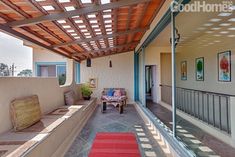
[
  {"x1": 64, "y1": 59, "x2": 75, "y2": 86},
  {"x1": 230, "y1": 97, "x2": 235, "y2": 147},
  {"x1": 171, "y1": 11, "x2": 176, "y2": 137}
]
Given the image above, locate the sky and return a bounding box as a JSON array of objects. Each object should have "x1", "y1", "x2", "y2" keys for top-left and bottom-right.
[{"x1": 0, "y1": 32, "x2": 32, "y2": 75}]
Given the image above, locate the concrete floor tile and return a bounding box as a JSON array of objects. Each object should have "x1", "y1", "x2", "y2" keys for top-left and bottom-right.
[{"x1": 65, "y1": 104, "x2": 167, "y2": 157}]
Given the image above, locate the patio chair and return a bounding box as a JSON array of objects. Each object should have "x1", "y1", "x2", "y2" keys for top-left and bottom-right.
[{"x1": 101, "y1": 88, "x2": 127, "y2": 114}]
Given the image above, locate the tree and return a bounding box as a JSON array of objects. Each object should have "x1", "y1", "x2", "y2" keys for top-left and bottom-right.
[
  {"x1": 0, "y1": 63, "x2": 10, "y2": 76},
  {"x1": 58, "y1": 73, "x2": 66, "y2": 85},
  {"x1": 17, "y1": 69, "x2": 32, "y2": 77}
]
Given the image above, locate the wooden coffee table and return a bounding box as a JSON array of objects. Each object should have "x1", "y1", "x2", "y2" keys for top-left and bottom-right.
[{"x1": 101, "y1": 100, "x2": 124, "y2": 114}]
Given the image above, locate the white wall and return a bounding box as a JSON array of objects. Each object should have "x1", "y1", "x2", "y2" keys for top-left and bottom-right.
[
  {"x1": 81, "y1": 52, "x2": 134, "y2": 103},
  {"x1": 145, "y1": 46, "x2": 171, "y2": 103},
  {"x1": 0, "y1": 60, "x2": 81, "y2": 135},
  {"x1": 161, "y1": 53, "x2": 172, "y2": 86},
  {"x1": 176, "y1": 44, "x2": 235, "y2": 95},
  {"x1": 32, "y1": 47, "x2": 67, "y2": 76}
]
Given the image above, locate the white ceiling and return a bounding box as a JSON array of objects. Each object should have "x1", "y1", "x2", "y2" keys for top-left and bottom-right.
[{"x1": 149, "y1": 0, "x2": 235, "y2": 49}]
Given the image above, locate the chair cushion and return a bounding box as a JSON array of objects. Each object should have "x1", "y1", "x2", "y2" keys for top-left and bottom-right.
[
  {"x1": 102, "y1": 96, "x2": 126, "y2": 102},
  {"x1": 10, "y1": 95, "x2": 42, "y2": 131},
  {"x1": 64, "y1": 90, "x2": 75, "y2": 105}
]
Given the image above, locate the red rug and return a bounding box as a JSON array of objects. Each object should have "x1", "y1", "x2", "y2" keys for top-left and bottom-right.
[{"x1": 88, "y1": 132, "x2": 141, "y2": 157}]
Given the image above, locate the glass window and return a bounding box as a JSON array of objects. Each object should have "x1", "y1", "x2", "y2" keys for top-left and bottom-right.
[
  {"x1": 57, "y1": 65, "x2": 66, "y2": 85},
  {"x1": 36, "y1": 62, "x2": 66, "y2": 86},
  {"x1": 75, "y1": 63, "x2": 80, "y2": 84}
]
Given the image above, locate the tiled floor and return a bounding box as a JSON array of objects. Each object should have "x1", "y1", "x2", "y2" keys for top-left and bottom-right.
[
  {"x1": 146, "y1": 100, "x2": 235, "y2": 157},
  {"x1": 65, "y1": 104, "x2": 168, "y2": 157}
]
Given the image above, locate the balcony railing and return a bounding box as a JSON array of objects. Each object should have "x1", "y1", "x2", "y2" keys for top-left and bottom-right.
[{"x1": 160, "y1": 85, "x2": 232, "y2": 134}]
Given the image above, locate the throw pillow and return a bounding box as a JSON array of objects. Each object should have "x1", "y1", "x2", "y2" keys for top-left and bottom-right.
[
  {"x1": 107, "y1": 89, "x2": 114, "y2": 96},
  {"x1": 114, "y1": 90, "x2": 122, "y2": 97}
]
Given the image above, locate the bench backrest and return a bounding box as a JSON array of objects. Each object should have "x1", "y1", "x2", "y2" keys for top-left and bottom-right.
[{"x1": 102, "y1": 88, "x2": 126, "y2": 96}]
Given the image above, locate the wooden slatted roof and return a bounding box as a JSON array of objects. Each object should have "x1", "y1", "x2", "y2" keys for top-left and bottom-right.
[{"x1": 0, "y1": 0, "x2": 165, "y2": 61}]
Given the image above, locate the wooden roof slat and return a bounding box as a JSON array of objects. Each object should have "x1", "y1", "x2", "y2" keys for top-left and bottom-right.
[
  {"x1": 0, "y1": 24, "x2": 72, "y2": 58},
  {"x1": 73, "y1": 41, "x2": 139, "y2": 57},
  {"x1": 129, "y1": 2, "x2": 149, "y2": 43},
  {"x1": 123, "y1": 5, "x2": 133, "y2": 45},
  {"x1": 94, "y1": 0, "x2": 109, "y2": 56},
  {"x1": 28, "y1": 0, "x2": 87, "y2": 59},
  {"x1": 53, "y1": 27, "x2": 148, "y2": 48},
  {"x1": 52, "y1": 0, "x2": 93, "y2": 58},
  {"x1": 80, "y1": 0, "x2": 103, "y2": 56},
  {"x1": 0, "y1": 0, "x2": 165, "y2": 61},
  {"x1": 6, "y1": 0, "x2": 151, "y2": 27},
  {"x1": 1, "y1": 0, "x2": 83, "y2": 61}
]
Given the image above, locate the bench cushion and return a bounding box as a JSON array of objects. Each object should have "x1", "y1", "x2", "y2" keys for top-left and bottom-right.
[{"x1": 10, "y1": 95, "x2": 42, "y2": 131}]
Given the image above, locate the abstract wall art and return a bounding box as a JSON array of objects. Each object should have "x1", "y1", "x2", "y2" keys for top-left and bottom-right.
[
  {"x1": 196, "y1": 57, "x2": 204, "y2": 81},
  {"x1": 218, "y1": 51, "x2": 231, "y2": 82}
]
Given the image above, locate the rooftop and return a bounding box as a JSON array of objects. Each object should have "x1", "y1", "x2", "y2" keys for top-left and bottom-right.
[{"x1": 0, "y1": 0, "x2": 164, "y2": 61}]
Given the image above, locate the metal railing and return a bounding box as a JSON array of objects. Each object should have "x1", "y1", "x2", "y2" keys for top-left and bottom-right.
[{"x1": 160, "y1": 85, "x2": 232, "y2": 134}]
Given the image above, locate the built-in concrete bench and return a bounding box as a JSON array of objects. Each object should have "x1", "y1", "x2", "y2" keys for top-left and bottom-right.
[{"x1": 0, "y1": 98, "x2": 97, "y2": 157}]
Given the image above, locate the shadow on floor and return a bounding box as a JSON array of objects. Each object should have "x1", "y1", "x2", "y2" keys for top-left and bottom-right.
[{"x1": 146, "y1": 100, "x2": 235, "y2": 157}]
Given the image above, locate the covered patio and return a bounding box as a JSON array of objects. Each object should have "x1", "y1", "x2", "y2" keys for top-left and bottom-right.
[{"x1": 0, "y1": 0, "x2": 235, "y2": 157}]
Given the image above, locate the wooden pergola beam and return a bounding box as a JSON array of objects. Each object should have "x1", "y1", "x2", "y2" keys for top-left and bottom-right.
[
  {"x1": 0, "y1": 24, "x2": 74, "y2": 60},
  {"x1": 0, "y1": 0, "x2": 80, "y2": 61},
  {"x1": 52, "y1": 0, "x2": 93, "y2": 58},
  {"x1": 93, "y1": 50, "x2": 132, "y2": 59},
  {"x1": 123, "y1": 5, "x2": 133, "y2": 46},
  {"x1": 72, "y1": 42, "x2": 138, "y2": 57},
  {"x1": 94, "y1": 0, "x2": 109, "y2": 56},
  {"x1": 6, "y1": 0, "x2": 151, "y2": 27},
  {"x1": 28, "y1": 0, "x2": 86, "y2": 57},
  {"x1": 53, "y1": 27, "x2": 148, "y2": 48}
]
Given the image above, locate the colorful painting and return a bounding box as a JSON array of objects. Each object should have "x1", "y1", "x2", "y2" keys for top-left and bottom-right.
[
  {"x1": 218, "y1": 51, "x2": 231, "y2": 82},
  {"x1": 196, "y1": 57, "x2": 204, "y2": 81},
  {"x1": 88, "y1": 78, "x2": 97, "y2": 88},
  {"x1": 181, "y1": 61, "x2": 187, "y2": 80}
]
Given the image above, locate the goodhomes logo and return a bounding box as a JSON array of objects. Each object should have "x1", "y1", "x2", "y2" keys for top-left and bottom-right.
[{"x1": 171, "y1": 1, "x2": 233, "y2": 12}]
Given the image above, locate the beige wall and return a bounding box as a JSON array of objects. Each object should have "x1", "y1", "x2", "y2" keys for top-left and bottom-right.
[
  {"x1": 32, "y1": 47, "x2": 67, "y2": 76},
  {"x1": 176, "y1": 44, "x2": 235, "y2": 95},
  {"x1": 144, "y1": 45, "x2": 171, "y2": 102},
  {"x1": 161, "y1": 53, "x2": 172, "y2": 86},
  {"x1": 80, "y1": 52, "x2": 134, "y2": 103},
  {"x1": 0, "y1": 60, "x2": 81, "y2": 135}
]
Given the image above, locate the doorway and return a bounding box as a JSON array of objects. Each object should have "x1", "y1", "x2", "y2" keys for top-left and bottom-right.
[{"x1": 145, "y1": 65, "x2": 157, "y2": 104}]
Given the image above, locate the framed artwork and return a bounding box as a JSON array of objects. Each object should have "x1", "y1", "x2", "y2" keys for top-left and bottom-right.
[
  {"x1": 181, "y1": 61, "x2": 187, "y2": 80},
  {"x1": 196, "y1": 57, "x2": 204, "y2": 81},
  {"x1": 88, "y1": 78, "x2": 97, "y2": 88},
  {"x1": 218, "y1": 51, "x2": 231, "y2": 82}
]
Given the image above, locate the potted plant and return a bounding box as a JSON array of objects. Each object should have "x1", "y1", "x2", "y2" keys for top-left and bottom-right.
[{"x1": 81, "y1": 84, "x2": 93, "y2": 100}]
